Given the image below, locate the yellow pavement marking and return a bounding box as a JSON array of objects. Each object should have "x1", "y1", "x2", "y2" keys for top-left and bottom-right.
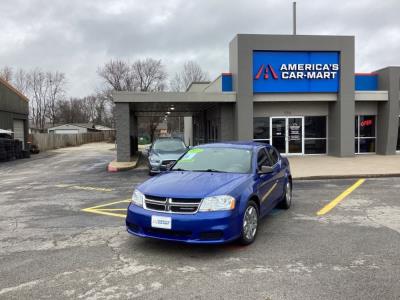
[
  {"x1": 317, "y1": 179, "x2": 365, "y2": 216},
  {"x1": 81, "y1": 199, "x2": 131, "y2": 219},
  {"x1": 96, "y1": 208, "x2": 128, "y2": 211},
  {"x1": 82, "y1": 208, "x2": 126, "y2": 218},
  {"x1": 85, "y1": 199, "x2": 131, "y2": 210},
  {"x1": 56, "y1": 184, "x2": 113, "y2": 192}
]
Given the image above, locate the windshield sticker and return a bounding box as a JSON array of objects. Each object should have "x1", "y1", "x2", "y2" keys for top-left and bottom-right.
[
  {"x1": 188, "y1": 148, "x2": 204, "y2": 154},
  {"x1": 180, "y1": 148, "x2": 203, "y2": 162}
]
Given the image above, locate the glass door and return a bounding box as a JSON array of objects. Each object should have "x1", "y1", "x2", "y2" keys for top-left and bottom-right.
[
  {"x1": 271, "y1": 117, "x2": 304, "y2": 155},
  {"x1": 271, "y1": 118, "x2": 286, "y2": 154},
  {"x1": 288, "y1": 117, "x2": 303, "y2": 154}
]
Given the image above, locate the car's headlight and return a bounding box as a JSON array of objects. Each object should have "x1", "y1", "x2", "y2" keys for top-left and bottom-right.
[
  {"x1": 199, "y1": 195, "x2": 235, "y2": 212},
  {"x1": 131, "y1": 189, "x2": 145, "y2": 207},
  {"x1": 149, "y1": 156, "x2": 160, "y2": 163}
]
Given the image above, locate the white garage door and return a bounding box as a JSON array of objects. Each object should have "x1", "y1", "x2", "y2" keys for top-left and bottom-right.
[
  {"x1": 13, "y1": 119, "x2": 25, "y2": 149},
  {"x1": 54, "y1": 129, "x2": 79, "y2": 134}
]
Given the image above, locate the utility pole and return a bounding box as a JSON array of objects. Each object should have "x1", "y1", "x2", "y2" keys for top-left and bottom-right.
[{"x1": 293, "y1": 1, "x2": 297, "y2": 35}]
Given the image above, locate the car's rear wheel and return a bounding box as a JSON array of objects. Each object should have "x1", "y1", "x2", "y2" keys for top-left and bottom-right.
[
  {"x1": 278, "y1": 179, "x2": 292, "y2": 209},
  {"x1": 239, "y1": 200, "x2": 259, "y2": 245}
]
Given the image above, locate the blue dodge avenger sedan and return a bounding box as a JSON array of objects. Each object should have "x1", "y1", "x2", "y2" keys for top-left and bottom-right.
[{"x1": 126, "y1": 142, "x2": 292, "y2": 245}]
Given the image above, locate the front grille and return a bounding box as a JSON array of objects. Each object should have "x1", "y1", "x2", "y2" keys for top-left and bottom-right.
[
  {"x1": 145, "y1": 228, "x2": 192, "y2": 238},
  {"x1": 161, "y1": 160, "x2": 175, "y2": 166},
  {"x1": 200, "y1": 231, "x2": 223, "y2": 240},
  {"x1": 144, "y1": 194, "x2": 202, "y2": 214}
]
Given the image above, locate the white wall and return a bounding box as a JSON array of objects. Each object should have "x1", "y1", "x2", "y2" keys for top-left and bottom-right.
[
  {"x1": 183, "y1": 116, "x2": 193, "y2": 146},
  {"x1": 48, "y1": 124, "x2": 88, "y2": 134}
]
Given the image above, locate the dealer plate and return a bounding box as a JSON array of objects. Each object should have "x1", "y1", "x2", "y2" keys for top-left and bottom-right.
[{"x1": 151, "y1": 215, "x2": 172, "y2": 229}]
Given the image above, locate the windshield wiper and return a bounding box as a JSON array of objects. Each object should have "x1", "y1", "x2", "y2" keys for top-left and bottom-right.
[
  {"x1": 172, "y1": 168, "x2": 188, "y2": 171},
  {"x1": 192, "y1": 169, "x2": 226, "y2": 173}
]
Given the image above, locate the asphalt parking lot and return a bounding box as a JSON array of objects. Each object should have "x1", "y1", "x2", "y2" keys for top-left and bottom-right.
[{"x1": 0, "y1": 143, "x2": 399, "y2": 300}]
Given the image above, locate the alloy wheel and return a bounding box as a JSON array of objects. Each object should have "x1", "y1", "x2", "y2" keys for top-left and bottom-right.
[
  {"x1": 243, "y1": 206, "x2": 258, "y2": 241},
  {"x1": 286, "y1": 181, "x2": 292, "y2": 206}
]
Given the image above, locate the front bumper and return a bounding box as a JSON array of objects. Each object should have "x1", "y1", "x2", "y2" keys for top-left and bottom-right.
[
  {"x1": 148, "y1": 162, "x2": 162, "y2": 173},
  {"x1": 148, "y1": 162, "x2": 174, "y2": 173},
  {"x1": 126, "y1": 204, "x2": 241, "y2": 244}
]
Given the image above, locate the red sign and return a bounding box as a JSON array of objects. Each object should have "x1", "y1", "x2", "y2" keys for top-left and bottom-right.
[{"x1": 360, "y1": 119, "x2": 373, "y2": 127}]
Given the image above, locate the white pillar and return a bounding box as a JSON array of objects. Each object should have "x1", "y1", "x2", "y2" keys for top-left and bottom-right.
[{"x1": 184, "y1": 116, "x2": 193, "y2": 146}]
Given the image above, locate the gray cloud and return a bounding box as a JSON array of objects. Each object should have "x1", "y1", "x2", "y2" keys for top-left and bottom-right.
[{"x1": 1, "y1": 0, "x2": 399, "y2": 97}]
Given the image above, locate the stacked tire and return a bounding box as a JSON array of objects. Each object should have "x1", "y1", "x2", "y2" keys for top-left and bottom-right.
[
  {"x1": 5, "y1": 139, "x2": 15, "y2": 161},
  {"x1": 14, "y1": 140, "x2": 23, "y2": 159},
  {"x1": 0, "y1": 138, "x2": 28, "y2": 162},
  {"x1": 0, "y1": 139, "x2": 6, "y2": 162}
]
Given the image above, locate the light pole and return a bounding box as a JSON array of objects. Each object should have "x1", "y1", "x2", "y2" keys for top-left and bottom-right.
[{"x1": 293, "y1": 1, "x2": 297, "y2": 35}]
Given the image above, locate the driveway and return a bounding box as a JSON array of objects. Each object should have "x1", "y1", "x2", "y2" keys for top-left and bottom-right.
[{"x1": 0, "y1": 143, "x2": 399, "y2": 299}]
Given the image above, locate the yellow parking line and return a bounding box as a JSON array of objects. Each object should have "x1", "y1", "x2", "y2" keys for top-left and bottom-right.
[
  {"x1": 56, "y1": 184, "x2": 114, "y2": 192},
  {"x1": 317, "y1": 179, "x2": 365, "y2": 216},
  {"x1": 95, "y1": 208, "x2": 128, "y2": 211},
  {"x1": 82, "y1": 208, "x2": 126, "y2": 218},
  {"x1": 84, "y1": 199, "x2": 131, "y2": 210},
  {"x1": 81, "y1": 199, "x2": 131, "y2": 219}
]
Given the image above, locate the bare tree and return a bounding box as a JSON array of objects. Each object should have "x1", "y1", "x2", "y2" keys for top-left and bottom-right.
[
  {"x1": 56, "y1": 98, "x2": 89, "y2": 124},
  {"x1": 13, "y1": 69, "x2": 29, "y2": 95},
  {"x1": 98, "y1": 57, "x2": 168, "y2": 135},
  {"x1": 170, "y1": 60, "x2": 209, "y2": 91},
  {"x1": 0, "y1": 66, "x2": 13, "y2": 82},
  {"x1": 132, "y1": 58, "x2": 167, "y2": 92},
  {"x1": 26, "y1": 69, "x2": 66, "y2": 129},
  {"x1": 28, "y1": 69, "x2": 49, "y2": 130},
  {"x1": 46, "y1": 71, "x2": 66, "y2": 125},
  {"x1": 169, "y1": 73, "x2": 185, "y2": 92},
  {"x1": 93, "y1": 91, "x2": 111, "y2": 125},
  {"x1": 53, "y1": 91, "x2": 114, "y2": 128},
  {"x1": 99, "y1": 58, "x2": 167, "y2": 92},
  {"x1": 97, "y1": 60, "x2": 134, "y2": 91}
]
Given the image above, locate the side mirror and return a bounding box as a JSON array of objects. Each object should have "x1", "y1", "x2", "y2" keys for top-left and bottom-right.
[
  {"x1": 258, "y1": 165, "x2": 274, "y2": 175},
  {"x1": 143, "y1": 146, "x2": 151, "y2": 156}
]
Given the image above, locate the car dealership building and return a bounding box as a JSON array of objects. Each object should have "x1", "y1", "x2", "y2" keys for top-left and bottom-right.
[{"x1": 113, "y1": 34, "x2": 400, "y2": 162}]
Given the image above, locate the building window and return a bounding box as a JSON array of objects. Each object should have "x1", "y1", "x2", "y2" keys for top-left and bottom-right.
[
  {"x1": 397, "y1": 116, "x2": 400, "y2": 152},
  {"x1": 304, "y1": 116, "x2": 327, "y2": 154},
  {"x1": 355, "y1": 115, "x2": 376, "y2": 153},
  {"x1": 253, "y1": 117, "x2": 270, "y2": 144}
]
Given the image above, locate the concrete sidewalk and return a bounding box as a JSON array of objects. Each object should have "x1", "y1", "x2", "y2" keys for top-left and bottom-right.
[{"x1": 288, "y1": 154, "x2": 400, "y2": 179}]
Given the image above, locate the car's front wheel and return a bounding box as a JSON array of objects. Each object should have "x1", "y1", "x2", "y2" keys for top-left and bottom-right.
[
  {"x1": 239, "y1": 200, "x2": 259, "y2": 245},
  {"x1": 278, "y1": 179, "x2": 292, "y2": 209}
]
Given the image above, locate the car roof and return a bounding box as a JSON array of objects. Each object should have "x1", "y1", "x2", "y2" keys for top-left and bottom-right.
[
  {"x1": 196, "y1": 141, "x2": 271, "y2": 150},
  {"x1": 154, "y1": 137, "x2": 183, "y2": 141}
]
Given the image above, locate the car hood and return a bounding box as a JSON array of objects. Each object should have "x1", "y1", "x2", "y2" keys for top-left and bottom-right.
[
  {"x1": 150, "y1": 150, "x2": 185, "y2": 160},
  {"x1": 138, "y1": 171, "x2": 252, "y2": 199}
]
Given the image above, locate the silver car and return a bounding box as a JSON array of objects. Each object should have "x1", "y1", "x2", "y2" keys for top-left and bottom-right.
[{"x1": 146, "y1": 138, "x2": 188, "y2": 175}]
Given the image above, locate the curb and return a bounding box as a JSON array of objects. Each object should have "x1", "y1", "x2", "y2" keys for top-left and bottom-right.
[
  {"x1": 107, "y1": 153, "x2": 141, "y2": 172},
  {"x1": 293, "y1": 173, "x2": 400, "y2": 181}
]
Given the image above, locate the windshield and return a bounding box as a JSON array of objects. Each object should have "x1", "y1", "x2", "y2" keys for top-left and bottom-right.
[
  {"x1": 153, "y1": 139, "x2": 187, "y2": 152},
  {"x1": 172, "y1": 147, "x2": 252, "y2": 173}
]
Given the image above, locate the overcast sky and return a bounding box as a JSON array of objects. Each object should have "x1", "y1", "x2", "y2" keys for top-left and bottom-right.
[{"x1": 1, "y1": 0, "x2": 399, "y2": 97}]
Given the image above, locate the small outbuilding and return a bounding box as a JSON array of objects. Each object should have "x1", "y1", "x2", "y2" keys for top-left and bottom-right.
[{"x1": 47, "y1": 123, "x2": 99, "y2": 134}]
